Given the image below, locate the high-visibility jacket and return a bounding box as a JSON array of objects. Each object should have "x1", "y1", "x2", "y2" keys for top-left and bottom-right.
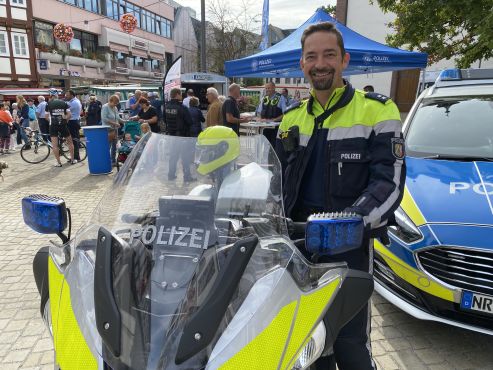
[{"x1": 276, "y1": 82, "x2": 406, "y2": 232}]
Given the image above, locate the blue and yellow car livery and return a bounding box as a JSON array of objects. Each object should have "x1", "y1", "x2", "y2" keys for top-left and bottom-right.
[{"x1": 374, "y1": 156, "x2": 493, "y2": 335}]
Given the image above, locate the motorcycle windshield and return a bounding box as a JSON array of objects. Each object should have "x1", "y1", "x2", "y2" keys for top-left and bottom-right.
[{"x1": 72, "y1": 134, "x2": 346, "y2": 370}]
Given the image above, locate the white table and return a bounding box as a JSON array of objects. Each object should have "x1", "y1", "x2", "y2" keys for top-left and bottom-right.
[{"x1": 240, "y1": 121, "x2": 280, "y2": 136}]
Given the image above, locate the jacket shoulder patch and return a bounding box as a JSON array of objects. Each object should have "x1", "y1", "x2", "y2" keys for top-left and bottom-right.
[
  {"x1": 365, "y1": 92, "x2": 390, "y2": 104},
  {"x1": 284, "y1": 100, "x2": 305, "y2": 115}
]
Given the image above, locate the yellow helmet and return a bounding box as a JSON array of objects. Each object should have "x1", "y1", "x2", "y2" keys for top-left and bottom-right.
[{"x1": 196, "y1": 126, "x2": 240, "y2": 175}]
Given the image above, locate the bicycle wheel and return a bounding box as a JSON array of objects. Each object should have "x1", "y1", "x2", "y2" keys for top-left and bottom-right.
[
  {"x1": 20, "y1": 140, "x2": 50, "y2": 164},
  {"x1": 61, "y1": 139, "x2": 87, "y2": 161}
]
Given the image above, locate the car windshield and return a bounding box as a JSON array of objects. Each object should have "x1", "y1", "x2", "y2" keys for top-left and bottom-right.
[{"x1": 406, "y1": 96, "x2": 493, "y2": 158}]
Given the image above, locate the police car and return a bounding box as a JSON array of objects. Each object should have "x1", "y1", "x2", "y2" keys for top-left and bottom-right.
[{"x1": 374, "y1": 68, "x2": 493, "y2": 335}]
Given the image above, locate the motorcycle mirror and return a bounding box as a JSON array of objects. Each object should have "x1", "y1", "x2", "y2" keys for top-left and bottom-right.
[
  {"x1": 305, "y1": 212, "x2": 364, "y2": 256},
  {"x1": 22, "y1": 194, "x2": 69, "y2": 242}
]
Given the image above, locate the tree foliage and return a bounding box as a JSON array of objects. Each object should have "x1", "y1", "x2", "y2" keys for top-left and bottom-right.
[
  {"x1": 206, "y1": 0, "x2": 260, "y2": 74},
  {"x1": 374, "y1": 0, "x2": 493, "y2": 67},
  {"x1": 321, "y1": 4, "x2": 337, "y2": 17}
]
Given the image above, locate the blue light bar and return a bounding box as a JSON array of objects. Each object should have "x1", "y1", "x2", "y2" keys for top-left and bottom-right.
[
  {"x1": 438, "y1": 69, "x2": 461, "y2": 81},
  {"x1": 22, "y1": 194, "x2": 67, "y2": 234},
  {"x1": 305, "y1": 212, "x2": 363, "y2": 256}
]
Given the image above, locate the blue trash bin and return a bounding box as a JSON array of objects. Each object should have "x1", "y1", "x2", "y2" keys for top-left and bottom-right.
[{"x1": 82, "y1": 126, "x2": 112, "y2": 175}]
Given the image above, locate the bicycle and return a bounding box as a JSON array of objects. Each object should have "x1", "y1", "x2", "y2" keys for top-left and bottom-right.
[{"x1": 20, "y1": 128, "x2": 87, "y2": 164}]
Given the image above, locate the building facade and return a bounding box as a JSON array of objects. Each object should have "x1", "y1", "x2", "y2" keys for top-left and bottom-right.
[
  {"x1": 0, "y1": 0, "x2": 38, "y2": 88},
  {"x1": 172, "y1": 6, "x2": 198, "y2": 74},
  {"x1": 32, "y1": 0, "x2": 176, "y2": 89}
]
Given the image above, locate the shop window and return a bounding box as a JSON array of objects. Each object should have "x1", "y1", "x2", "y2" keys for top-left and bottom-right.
[
  {"x1": 151, "y1": 59, "x2": 161, "y2": 71},
  {"x1": 133, "y1": 56, "x2": 144, "y2": 68},
  {"x1": 0, "y1": 31, "x2": 9, "y2": 56}
]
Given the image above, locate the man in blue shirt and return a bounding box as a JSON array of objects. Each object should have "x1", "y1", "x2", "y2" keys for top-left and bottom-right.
[
  {"x1": 65, "y1": 90, "x2": 82, "y2": 161},
  {"x1": 36, "y1": 95, "x2": 49, "y2": 142},
  {"x1": 128, "y1": 89, "x2": 142, "y2": 116}
]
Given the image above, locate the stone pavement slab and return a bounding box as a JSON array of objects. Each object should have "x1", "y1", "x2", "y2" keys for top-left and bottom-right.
[{"x1": 1, "y1": 149, "x2": 493, "y2": 369}]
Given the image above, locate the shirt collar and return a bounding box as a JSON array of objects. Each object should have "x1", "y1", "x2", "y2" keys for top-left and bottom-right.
[{"x1": 309, "y1": 80, "x2": 348, "y2": 111}]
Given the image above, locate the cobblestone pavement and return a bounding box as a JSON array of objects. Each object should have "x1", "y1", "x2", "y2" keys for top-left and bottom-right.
[{"x1": 1, "y1": 149, "x2": 493, "y2": 369}]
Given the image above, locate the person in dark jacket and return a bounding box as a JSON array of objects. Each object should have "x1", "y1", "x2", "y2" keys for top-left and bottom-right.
[
  {"x1": 85, "y1": 95, "x2": 102, "y2": 125},
  {"x1": 165, "y1": 87, "x2": 195, "y2": 182},
  {"x1": 188, "y1": 97, "x2": 204, "y2": 137},
  {"x1": 276, "y1": 22, "x2": 405, "y2": 370}
]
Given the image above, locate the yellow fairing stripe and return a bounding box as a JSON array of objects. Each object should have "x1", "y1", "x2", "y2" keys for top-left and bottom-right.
[
  {"x1": 219, "y1": 301, "x2": 297, "y2": 370},
  {"x1": 374, "y1": 240, "x2": 455, "y2": 302},
  {"x1": 48, "y1": 258, "x2": 97, "y2": 370},
  {"x1": 281, "y1": 277, "x2": 341, "y2": 370},
  {"x1": 401, "y1": 186, "x2": 426, "y2": 226}
]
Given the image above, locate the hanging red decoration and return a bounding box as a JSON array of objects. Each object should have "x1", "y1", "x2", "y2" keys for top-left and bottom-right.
[
  {"x1": 53, "y1": 23, "x2": 74, "y2": 43},
  {"x1": 119, "y1": 13, "x2": 138, "y2": 33}
]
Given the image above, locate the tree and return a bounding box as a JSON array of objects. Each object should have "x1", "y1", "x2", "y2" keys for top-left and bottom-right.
[
  {"x1": 206, "y1": 0, "x2": 261, "y2": 74},
  {"x1": 374, "y1": 0, "x2": 493, "y2": 67},
  {"x1": 321, "y1": 4, "x2": 337, "y2": 18},
  {"x1": 243, "y1": 77, "x2": 264, "y2": 86}
]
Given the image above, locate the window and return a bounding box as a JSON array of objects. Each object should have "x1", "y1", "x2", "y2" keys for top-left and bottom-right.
[
  {"x1": 34, "y1": 21, "x2": 55, "y2": 48},
  {"x1": 12, "y1": 33, "x2": 28, "y2": 57},
  {"x1": 70, "y1": 30, "x2": 83, "y2": 55},
  {"x1": 82, "y1": 32, "x2": 97, "y2": 54},
  {"x1": 114, "y1": 52, "x2": 126, "y2": 65},
  {"x1": 11, "y1": 0, "x2": 26, "y2": 7},
  {"x1": 0, "y1": 31, "x2": 9, "y2": 56},
  {"x1": 133, "y1": 56, "x2": 144, "y2": 68},
  {"x1": 151, "y1": 59, "x2": 161, "y2": 71}
]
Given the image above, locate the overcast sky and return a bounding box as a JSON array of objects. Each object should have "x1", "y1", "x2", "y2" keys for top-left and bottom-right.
[{"x1": 175, "y1": 0, "x2": 336, "y2": 30}]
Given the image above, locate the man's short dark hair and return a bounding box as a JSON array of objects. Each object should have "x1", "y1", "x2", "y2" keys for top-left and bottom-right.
[
  {"x1": 170, "y1": 88, "x2": 181, "y2": 98},
  {"x1": 363, "y1": 85, "x2": 375, "y2": 92},
  {"x1": 301, "y1": 22, "x2": 345, "y2": 57},
  {"x1": 67, "y1": 89, "x2": 76, "y2": 97}
]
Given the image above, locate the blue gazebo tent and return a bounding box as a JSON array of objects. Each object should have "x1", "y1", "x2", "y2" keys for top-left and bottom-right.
[{"x1": 224, "y1": 9, "x2": 428, "y2": 78}]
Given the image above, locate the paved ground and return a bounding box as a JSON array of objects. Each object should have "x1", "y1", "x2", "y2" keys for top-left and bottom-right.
[{"x1": 1, "y1": 149, "x2": 493, "y2": 369}]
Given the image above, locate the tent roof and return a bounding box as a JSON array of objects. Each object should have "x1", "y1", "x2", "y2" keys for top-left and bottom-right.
[{"x1": 224, "y1": 9, "x2": 427, "y2": 77}]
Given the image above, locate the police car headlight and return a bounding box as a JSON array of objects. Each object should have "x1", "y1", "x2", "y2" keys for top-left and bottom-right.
[
  {"x1": 291, "y1": 321, "x2": 326, "y2": 369},
  {"x1": 388, "y1": 207, "x2": 422, "y2": 244}
]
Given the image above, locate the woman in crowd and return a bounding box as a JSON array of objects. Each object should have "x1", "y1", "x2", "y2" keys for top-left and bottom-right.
[
  {"x1": 101, "y1": 94, "x2": 125, "y2": 166},
  {"x1": 131, "y1": 98, "x2": 159, "y2": 133},
  {"x1": 188, "y1": 97, "x2": 204, "y2": 137},
  {"x1": 0, "y1": 103, "x2": 14, "y2": 154},
  {"x1": 15, "y1": 95, "x2": 30, "y2": 149}
]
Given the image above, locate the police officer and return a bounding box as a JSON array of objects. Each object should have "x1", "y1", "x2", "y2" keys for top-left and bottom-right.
[
  {"x1": 165, "y1": 87, "x2": 195, "y2": 182},
  {"x1": 276, "y1": 22, "x2": 406, "y2": 370},
  {"x1": 257, "y1": 82, "x2": 287, "y2": 145}
]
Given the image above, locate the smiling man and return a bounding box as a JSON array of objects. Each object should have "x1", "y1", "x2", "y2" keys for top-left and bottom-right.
[{"x1": 276, "y1": 22, "x2": 406, "y2": 370}]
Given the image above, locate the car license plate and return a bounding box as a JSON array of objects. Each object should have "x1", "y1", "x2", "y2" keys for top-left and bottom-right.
[{"x1": 461, "y1": 291, "x2": 493, "y2": 315}]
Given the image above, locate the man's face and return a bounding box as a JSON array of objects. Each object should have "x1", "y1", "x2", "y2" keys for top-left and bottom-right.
[
  {"x1": 65, "y1": 92, "x2": 71, "y2": 100},
  {"x1": 282, "y1": 89, "x2": 288, "y2": 97},
  {"x1": 206, "y1": 92, "x2": 214, "y2": 103},
  {"x1": 300, "y1": 32, "x2": 349, "y2": 91},
  {"x1": 231, "y1": 87, "x2": 240, "y2": 99},
  {"x1": 265, "y1": 83, "x2": 275, "y2": 97}
]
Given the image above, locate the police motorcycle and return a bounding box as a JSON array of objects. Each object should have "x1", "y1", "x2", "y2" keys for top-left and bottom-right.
[{"x1": 23, "y1": 126, "x2": 373, "y2": 370}]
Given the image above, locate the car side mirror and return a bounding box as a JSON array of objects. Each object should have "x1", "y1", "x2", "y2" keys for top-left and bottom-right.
[{"x1": 22, "y1": 194, "x2": 70, "y2": 243}]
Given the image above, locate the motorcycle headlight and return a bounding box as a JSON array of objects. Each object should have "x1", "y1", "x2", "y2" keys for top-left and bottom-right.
[
  {"x1": 291, "y1": 321, "x2": 326, "y2": 369},
  {"x1": 388, "y1": 207, "x2": 423, "y2": 244}
]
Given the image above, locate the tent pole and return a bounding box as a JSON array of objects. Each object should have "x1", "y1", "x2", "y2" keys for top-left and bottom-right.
[{"x1": 418, "y1": 67, "x2": 426, "y2": 97}]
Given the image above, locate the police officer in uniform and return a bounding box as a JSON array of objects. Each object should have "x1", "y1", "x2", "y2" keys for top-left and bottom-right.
[
  {"x1": 257, "y1": 82, "x2": 286, "y2": 145},
  {"x1": 165, "y1": 87, "x2": 195, "y2": 182},
  {"x1": 276, "y1": 22, "x2": 406, "y2": 370}
]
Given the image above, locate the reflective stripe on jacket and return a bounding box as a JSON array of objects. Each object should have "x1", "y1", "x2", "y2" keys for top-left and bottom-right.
[{"x1": 275, "y1": 84, "x2": 406, "y2": 231}]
